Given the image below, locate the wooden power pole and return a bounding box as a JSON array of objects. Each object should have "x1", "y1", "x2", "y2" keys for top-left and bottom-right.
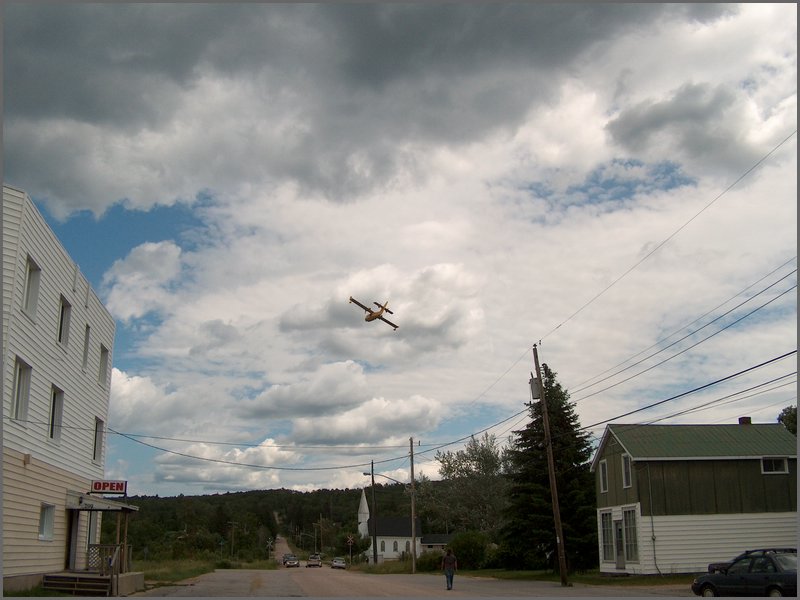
[
  {"x1": 531, "y1": 344, "x2": 569, "y2": 586},
  {"x1": 409, "y1": 437, "x2": 417, "y2": 574}
]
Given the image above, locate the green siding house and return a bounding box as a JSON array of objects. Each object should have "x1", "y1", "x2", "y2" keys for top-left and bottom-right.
[{"x1": 590, "y1": 419, "x2": 797, "y2": 575}]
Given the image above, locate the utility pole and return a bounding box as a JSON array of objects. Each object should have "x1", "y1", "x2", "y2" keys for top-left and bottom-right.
[
  {"x1": 531, "y1": 344, "x2": 569, "y2": 586},
  {"x1": 227, "y1": 521, "x2": 238, "y2": 560},
  {"x1": 370, "y1": 460, "x2": 378, "y2": 565},
  {"x1": 409, "y1": 437, "x2": 417, "y2": 574}
]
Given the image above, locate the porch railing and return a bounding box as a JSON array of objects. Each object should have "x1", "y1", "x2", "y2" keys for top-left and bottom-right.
[{"x1": 87, "y1": 544, "x2": 133, "y2": 574}]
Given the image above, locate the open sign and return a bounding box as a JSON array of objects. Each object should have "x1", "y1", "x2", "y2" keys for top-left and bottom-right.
[{"x1": 90, "y1": 480, "x2": 127, "y2": 494}]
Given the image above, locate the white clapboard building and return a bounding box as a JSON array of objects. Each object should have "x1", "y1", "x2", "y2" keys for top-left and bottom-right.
[{"x1": 3, "y1": 185, "x2": 137, "y2": 593}]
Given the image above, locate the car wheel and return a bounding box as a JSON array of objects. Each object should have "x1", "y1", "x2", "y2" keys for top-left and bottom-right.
[
  {"x1": 767, "y1": 588, "x2": 783, "y2": 597},
  {"x1": 700, "y1": 585, "x2": 717, "y2": 597}
]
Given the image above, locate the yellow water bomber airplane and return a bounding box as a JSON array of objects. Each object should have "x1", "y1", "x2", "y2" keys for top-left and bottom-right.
[{"x1": 349, "y1": 296, "x2": 399, "y2": 330}]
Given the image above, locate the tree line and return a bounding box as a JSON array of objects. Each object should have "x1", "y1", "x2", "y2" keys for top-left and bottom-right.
[{"x1": 103, "y1": 364, "x2": 795, "y2": 574}]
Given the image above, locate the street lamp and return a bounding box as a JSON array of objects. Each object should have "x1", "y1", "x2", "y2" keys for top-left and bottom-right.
[{"x1": 362, "y1": 469, "x2": 417, "y2": 573}]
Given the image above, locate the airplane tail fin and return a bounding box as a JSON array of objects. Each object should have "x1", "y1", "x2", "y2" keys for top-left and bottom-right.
[{"x1": 375, "y1": 300, "x2": 394, "y2": 314}]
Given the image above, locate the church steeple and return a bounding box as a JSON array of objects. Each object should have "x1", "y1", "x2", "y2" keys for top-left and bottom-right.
[{"x1": 357, "y1": 489, "x2": 370, "y2": 537}]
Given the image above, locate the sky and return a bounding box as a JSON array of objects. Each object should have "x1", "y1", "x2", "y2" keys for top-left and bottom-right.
[{"x1": 4, "y1": 3, "x2": 797, "y2": 498}]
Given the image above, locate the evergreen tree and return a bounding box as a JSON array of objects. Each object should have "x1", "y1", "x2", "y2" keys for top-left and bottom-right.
[{"x1": 500, "y1": 362, "x2": 597, "y2": 572}]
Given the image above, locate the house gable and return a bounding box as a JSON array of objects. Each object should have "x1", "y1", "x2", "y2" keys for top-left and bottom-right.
[{"x1": 592, "y1": 423, "x2": 797, "y2": 514}]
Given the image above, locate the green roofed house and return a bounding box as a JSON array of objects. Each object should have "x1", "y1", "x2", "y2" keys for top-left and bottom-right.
[{"x1": 590, "y1": 419, "x2": 797, "y2": 575}]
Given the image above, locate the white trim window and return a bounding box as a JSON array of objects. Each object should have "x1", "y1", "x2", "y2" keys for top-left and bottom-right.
[
  {"x1": 57, "y1": 295, "x2": 72, "y2": 346},
  {"x1": 761, "y1": 457, "x2": 788, "y2": 474},
  {"x1": 13, "y1": 356, "x2": 32, "y2": 422},
  {"x1": 49, "y1": 386, "x2": 64, "y2": 442},
  {"x1": 98, "y1": 344, "x2": 110, "y2": 386},
  {"x1": 93, "y1": 417, "x2": 105, "y2": 462},
  {"x1": 23, "y1": 256, "x2": 42, "y2": 317},
  {"x1": 599, "y1": 459, "x2": 608, "y2": 493},
  {"x1": 621, "y1": 454, "x2": 632, "y2": 488},
  {"x1": 623, "y1": 507, "x2": 638, "y2": 562},
  {"x1": 39, "y1": 503, "x2": 55, "y2": 541},
  {"x1": 82, "y1": 324, "x2": 91, "y2": 369},
  {"x1": 600, "y1": 511, "x2": 614, "y2": 561}
]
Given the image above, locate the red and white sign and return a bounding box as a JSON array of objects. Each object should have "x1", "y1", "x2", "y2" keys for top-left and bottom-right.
[{"x1": 90, "y1": 480, "x2": 127, "y2": 494}]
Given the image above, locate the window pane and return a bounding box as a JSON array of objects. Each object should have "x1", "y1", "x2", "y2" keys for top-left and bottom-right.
[
  {"x1": 622, "y1": 455, "x2": 632, "y2": 488},
  {"x1": 601, "y1": 513, "x2": 614, "y2": 561},
  {"x1": 13, "y1": 358, "x2": 32, "y2": 421},
  {"x1": 98, "y1": 345, "x2": 109, "y2": 385},
  {"x1": 623, "y1": 509, "x2": 638, "y2": 561},
  {"x1": 93, "y1": 418, "x2": 105, "y2": 461},
  {"x1": 82, "y1": 325, "x2": 91, "y2": 368},
  {"x1": 24, "y1": 258, "x2": 41, "y2": 315},
  {"x1": 58, "y1": 296, "x2": 72, "y2": 345},
  {"x1": 39, "y1": 504, "x2": 55, "y2": 540},
  {"x1": 600, "y1": 460, "x2": 608, "y2": 493},
  {"x1": 49, "y1": 387, "x2": 64, "y2": 441}
]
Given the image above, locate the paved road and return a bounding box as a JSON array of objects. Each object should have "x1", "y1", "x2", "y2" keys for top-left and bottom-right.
[
  {"x1": 133, "y1": 534, "x2": 693, "y2": 597},
  {"x1": 132, "y1": 560, "x2": 694, "y2": 597}
]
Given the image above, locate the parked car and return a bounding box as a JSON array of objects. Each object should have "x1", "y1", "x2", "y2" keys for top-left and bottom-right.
[
  {"x1": 284, "y1": 554, "x2": 300, "y2": 568},
  {"x1": 306, "y1": 553, "x2": 322, "y2": 567},
  {"x1": 331, "y1": 557, "x2": 347, "y2": 569},
  {"x1": 691, "y1": 549, "x2": 797, "y2": 597},
  {"x1": 707, "y1": 549, "x2": 797, "y2": 574}
]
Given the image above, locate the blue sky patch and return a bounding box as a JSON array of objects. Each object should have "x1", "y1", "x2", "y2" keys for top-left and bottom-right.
[{"x1": 36, "y1": 199, "x2": 205, "y2": 292}]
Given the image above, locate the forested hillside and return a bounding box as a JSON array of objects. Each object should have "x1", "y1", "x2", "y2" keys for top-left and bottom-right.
[{"x1": 101, "y1": 483, "x2": 413, "y2": 562}]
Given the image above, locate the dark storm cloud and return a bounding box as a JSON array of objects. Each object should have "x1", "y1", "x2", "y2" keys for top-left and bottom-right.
[
  {"x1": 606, "y1": 82, "x2": 764, "y2": 174},
  {"x1": 4, "y1": 3, "x2": 737, "y2": 213}
]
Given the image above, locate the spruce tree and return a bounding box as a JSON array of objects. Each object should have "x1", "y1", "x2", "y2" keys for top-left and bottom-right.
[{"x1": 500, "y1": 362, "x2": 597, "y2": 572}]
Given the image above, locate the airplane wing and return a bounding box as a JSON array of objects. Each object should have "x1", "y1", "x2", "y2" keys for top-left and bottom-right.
[
  {"x1": 349, "y1": 296, "x2": 371, "y2": 312},
  {"x1": 379, "y1": 316, "x2": 399, "y2": 330}
]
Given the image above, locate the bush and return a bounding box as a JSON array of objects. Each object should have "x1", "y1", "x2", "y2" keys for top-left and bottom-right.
[
  {"x1": 449, "y1": 531, "x2": 489, "y2": 570},
  {"x1": 416, "y1": 551, "x2": 443, "y2": 572}
]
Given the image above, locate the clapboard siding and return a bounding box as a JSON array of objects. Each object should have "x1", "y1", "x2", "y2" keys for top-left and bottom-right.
[
  {"x1": 598, "y1": 506, "x2": 798, "y2": 574},
  {"x1": 3, "y1": 448, "x2": 96, "y2": 577},
  {"x1": 3, "y1": 185, "x2": 112, "y2": 585},
  {"x1": 3, "y1": 185, "x2": 114, "y2": 476}
]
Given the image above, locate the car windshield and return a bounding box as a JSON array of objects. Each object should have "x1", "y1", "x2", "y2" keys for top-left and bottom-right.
[{"x1": 775, "y1": 554, "x2": 797, "y2": 571}]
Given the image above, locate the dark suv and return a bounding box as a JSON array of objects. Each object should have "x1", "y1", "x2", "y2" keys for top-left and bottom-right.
[{"x1": 692, "y1": 549, "x2": 797, "y2": 597}]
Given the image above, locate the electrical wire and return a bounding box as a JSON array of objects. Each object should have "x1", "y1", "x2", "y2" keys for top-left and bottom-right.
[
  {"x1": 569, "y1": 261, "x2": 797, "y2": 394},
  {"x1": 536, "y1": 129, "x2": 797, "y2": 344},
  {"x1": 570, "y1": 283, "x2": 796, "y2": 403}
]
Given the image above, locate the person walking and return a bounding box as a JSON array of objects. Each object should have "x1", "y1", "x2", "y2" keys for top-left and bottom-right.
[{"x1": 441, "y1": 548, "x2": 457, "y2": 590}]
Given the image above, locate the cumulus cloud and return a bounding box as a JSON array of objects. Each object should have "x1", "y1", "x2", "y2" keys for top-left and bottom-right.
[
  {"x1": 102, "y1": 241, "x2": 183, "y2": 321},
  {"x1": 5, "y1": 4, "x2": 795, "y2": 495}
]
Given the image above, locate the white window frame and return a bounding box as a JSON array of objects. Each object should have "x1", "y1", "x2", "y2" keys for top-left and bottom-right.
[
  {"x1": 98, "y1": 344, "x2": 109, "y2": 386},
  {"x1": 621, "y1": 454, "x2": 632, "y2": 488},
  {"x1": 761, "y1": 457, "x2": 788, "y2": 474},
  {"x1": 48, "y1": 386, "x2": 64, "y2": 442},
  {"x1": 623, "y1": 507, "x2": 638, "y2": 562},
  {"x1": 57, "y1": 295, "x2": 72, "y2": 346},
  {"x1": 93, "y1": 417, "x2": 105, "y2": 462},
  {"x1": 23, "y1": 256, "x2": 42, "y2": 317},
  {"x1": 600, "y1": 511, "x2": 614, "y2": 561},
  {"x1": 13, "y1": 357, "x2": 32, "y2": 422},
  {"x1": 82, "y1": 324, "x2": 91, "y2": 369},
  {"x1": 599, "y1": 459, "x2": 608, "y2": 493},
  {"x1": 39, "y1": 503, "x2": 55, "y2": 541}
]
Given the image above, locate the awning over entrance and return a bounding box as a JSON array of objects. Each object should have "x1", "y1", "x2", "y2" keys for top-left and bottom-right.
[{"x1": 66, "y1": 490, "x2": 139, "y2": 512}]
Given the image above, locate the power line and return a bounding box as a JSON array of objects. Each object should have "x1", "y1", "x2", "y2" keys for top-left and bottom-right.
[
  {"x1": 569, "y1": 258, "x2": 797, "y2": 393},
  {"x1": 537, "y1": 129, "x2": 797, "y2": 344},
  {"x1": 578, "y1": 350, "x2": 797, "y2": 432},
  {"x1": 570, "y1": 283, "x2": 796, "y2": 403}
]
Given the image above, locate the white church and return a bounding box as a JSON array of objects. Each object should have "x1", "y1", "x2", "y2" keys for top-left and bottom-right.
[{"x1": 357, "y1": 489, "x2": 451, "y2": 562}]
